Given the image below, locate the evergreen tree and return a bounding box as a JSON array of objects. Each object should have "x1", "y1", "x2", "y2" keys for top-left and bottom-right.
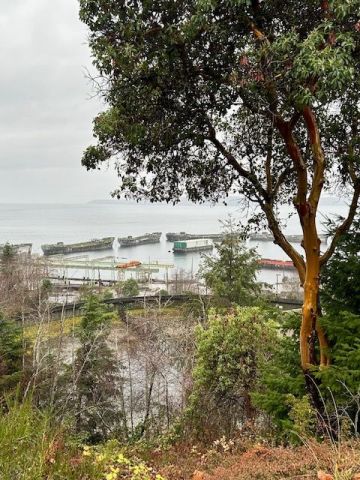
[
  {"x1": 316, "y1": 219, "x2": 360, "y2": 433},
  {"x1": 121, "y1": 278, "x2": 140, "y2": 297},
  {"x1": 200, "y1": 226, "x2": 261, "y2": 306},
  {"x1": 0, "y1": 313, "x2": 23, "y2": 396},
  {"x1": 321, "y1": 217, "x2": 360, "y2": 316},
  {"x1": 252, "y1": 312, "x2": 306, "y2": 437}
]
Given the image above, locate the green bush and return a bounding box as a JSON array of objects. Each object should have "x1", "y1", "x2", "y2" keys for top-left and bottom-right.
[
  {"x1": 121, "y1": 279, "x2": 140, "y2": 297},
  {"x1": 185, "y1": 306, "x2": 277, "y2": 440}
]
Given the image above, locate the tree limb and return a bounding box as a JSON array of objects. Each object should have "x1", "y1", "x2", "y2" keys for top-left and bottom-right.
[
  {"x1": 273, "y1": 166, "x2": 293, "y2": 198},
  {"x1": 261, "y1": 202, "x2": 306, "y2": 282},
  {"x1": 274, "y1": 117, "x2": 308, "y2": 205},
  {"x1": 302, "y1": 106, "x2": 325, "y2": 211},
  {"x1": 207, "y1": 125, "x2": 270, "y2": 202}
]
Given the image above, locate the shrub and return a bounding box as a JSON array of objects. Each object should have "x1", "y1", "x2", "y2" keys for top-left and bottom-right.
[{"x1": 184, "y1": 306, "x2": 277, "y2": 440}]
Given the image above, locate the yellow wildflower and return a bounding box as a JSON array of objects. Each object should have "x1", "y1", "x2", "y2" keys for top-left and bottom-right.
[
  {"x1": 117, "y1": 453, "x2": 130, "y2": 465},
  {"x1": 82, "y1": 446, "x2": 92, "y2": 457},
  {"x1": 105, "y1": 472, "x2": 117, "y2": 480}
]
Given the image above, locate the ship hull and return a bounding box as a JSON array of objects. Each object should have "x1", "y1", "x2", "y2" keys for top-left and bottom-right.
[
  {"x1": 250, "y1": 233, "x2": 327, "y2": 243},
  {"x1": 118, "y1": 232, "x2": 161, "y2": 247},
  {"x1": 167, "y1": 232, "x2": 223, "y2": 242},
  {"x1": 42, "y1": 238, "x2": 114, "y2": 256},
  {"x1": 173, "y1": 245, "x2": 214, "y2": 253}
]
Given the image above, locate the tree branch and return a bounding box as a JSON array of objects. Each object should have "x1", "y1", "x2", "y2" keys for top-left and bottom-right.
[
  {"x1": 261, "y1": 202, "x2": 306, "y2": 283},
  {"x1": 207, "y1": 125, "x2": 270, "y2": 202},
  {"x1": 274, "y1": 117, "x2": 308, "y2": 205},
  {"x1": 273, "y1": 166, "x2": 293, "y2": 198},
  {"x1": 302, "y1": 106, "x2": 325, "y2": 211},
  {"x1": 265, "y1": 126, "x2": 274, "y2": 197}
]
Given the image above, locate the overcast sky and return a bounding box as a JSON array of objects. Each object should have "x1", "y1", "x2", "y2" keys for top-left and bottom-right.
[{"x1": 0, "y1": 0, "x2": 118, "y2": 203}]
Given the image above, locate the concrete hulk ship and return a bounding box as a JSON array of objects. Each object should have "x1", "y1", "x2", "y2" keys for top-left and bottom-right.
[
  {"x1": 166, "y1": 232, "x2": 223, "y2": 242},
  {"x1": 118, "y1": 232, "x2": 161, "y2": 247},
  {"x1": 41, "y1": 237, "x2": 115, "y2": 256},
  {"x1": 249, "y1": 232, "x2": 328, "y2": 243}
]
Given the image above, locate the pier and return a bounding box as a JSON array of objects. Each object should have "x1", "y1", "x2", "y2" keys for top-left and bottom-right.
[{"x1": 43, "y1": 255, "x2": 175, "y2": 283}]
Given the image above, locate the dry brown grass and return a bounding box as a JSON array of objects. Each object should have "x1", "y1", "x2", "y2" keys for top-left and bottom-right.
[{"x1": 154, "y1": 440, "x2": 360, "y2": 480}]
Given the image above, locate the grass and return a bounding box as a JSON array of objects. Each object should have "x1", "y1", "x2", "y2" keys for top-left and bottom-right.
[
  {"x1": 0, "y1": 402, "x2": 165, "y2": 480},
  {"x1": 23, "y1": 316, "x2": 82, "y2": 343},
  {"x1": 23, "y1": 304, "x2": 182, "y2": 343},
  {"x1": 0, "y1": 400, "x2": 101, "y2": 480}
]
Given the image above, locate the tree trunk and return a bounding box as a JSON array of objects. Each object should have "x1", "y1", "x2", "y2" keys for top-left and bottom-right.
[{"x1": 300, "y1": 209, "x2": 330, "y2": 370}]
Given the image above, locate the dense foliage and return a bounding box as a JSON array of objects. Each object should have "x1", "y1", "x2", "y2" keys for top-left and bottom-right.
[
  {"x1": 185, "y1": 307, "x2": 277, "y2": 440},
  {"x1": 121, "y1": 278, "x2": 140, "y2": 298},
  {"x1": 252, "y1": 312, "x2": 306, "y2": 436},
  {"x1": 255, "y1": 225, "x2": 360, "y2": 436},
  {"x1": 0, "y1": 315, "x2": 23, "y2": 396},
  {"x1": 79, "y1": 0, "x2": 360, "y2": 208}
]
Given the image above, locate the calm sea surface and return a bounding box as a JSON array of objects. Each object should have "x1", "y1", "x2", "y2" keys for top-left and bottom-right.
[{"x1": 0, "y1": 198, "x2": 347, "y2": 285}]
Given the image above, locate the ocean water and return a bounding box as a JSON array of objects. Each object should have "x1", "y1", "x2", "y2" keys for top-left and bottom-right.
[{"x1": 0, "y1": 198, "x2": 347, "y2": 285}]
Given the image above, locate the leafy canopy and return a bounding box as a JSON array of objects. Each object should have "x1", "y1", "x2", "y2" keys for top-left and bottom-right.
[{"x1": 80, "y1": 0, "x2": 360, "y2": 216}]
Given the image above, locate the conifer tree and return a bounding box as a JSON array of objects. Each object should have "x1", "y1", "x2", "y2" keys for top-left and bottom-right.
[
  {"x1": 0, "y1": 313, "x2": 23, "y2": 396},
  {"x1": 200, "y1": 225, "x2": 261, "y2": 306}
]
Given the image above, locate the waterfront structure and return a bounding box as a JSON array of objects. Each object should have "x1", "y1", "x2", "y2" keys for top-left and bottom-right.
[
  {"x1": 118, "y1": 232, "x2": 161, "y2": 247},
  {"x1": 41, "y1": 237, "x2": 115, "y2": 256},
  {"x1": 173, "y1": 238, "x2": 214, "y2": 253}
]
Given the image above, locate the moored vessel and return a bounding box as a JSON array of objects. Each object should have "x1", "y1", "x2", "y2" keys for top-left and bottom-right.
[
  {"x1": 41, "y1": 237, "x2": 114, "y2": 256},
  {"x1": 258, "y1": 258, "x2": 295, "y2": 270},
  {"x1": 118, "y1": 232, "x2": 161, "y2": 247},
  {"x1": 250, "y1": 232, "x2": 328, "y2": 243},
  {"x1": 167, "y1": 232, "x2": 223, "y2": 242}
]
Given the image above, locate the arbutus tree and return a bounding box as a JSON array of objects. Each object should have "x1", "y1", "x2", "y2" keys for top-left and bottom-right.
[{"x1": 79, "y1": 0, "x2": 360, "y2": 393}]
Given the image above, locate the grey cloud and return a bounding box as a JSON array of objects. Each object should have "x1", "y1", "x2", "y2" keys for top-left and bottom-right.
[{"x1": 0, "y1": 0, "x2": 114, "y2": 201}]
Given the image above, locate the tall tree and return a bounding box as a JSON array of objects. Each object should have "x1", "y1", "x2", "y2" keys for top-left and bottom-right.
[{"x1": 79, "y1": 1, "x2": 360, "y2": 376}]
